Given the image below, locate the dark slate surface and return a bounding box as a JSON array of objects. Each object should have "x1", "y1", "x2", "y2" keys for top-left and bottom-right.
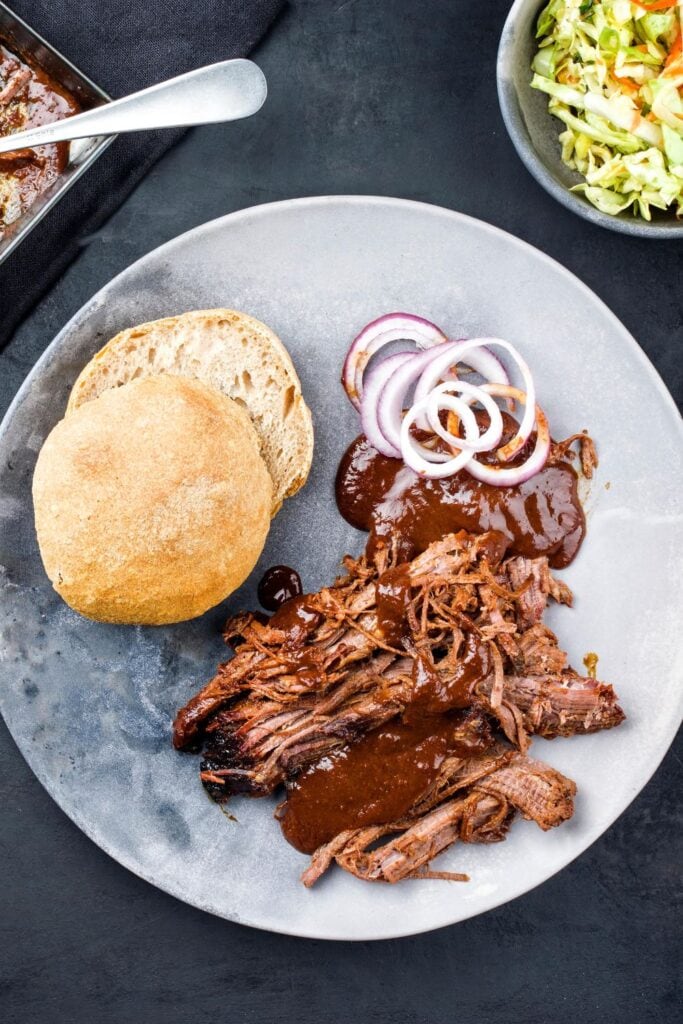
[{"x1": 0, "y1": 1, "x2": 681, "y2": 1021}]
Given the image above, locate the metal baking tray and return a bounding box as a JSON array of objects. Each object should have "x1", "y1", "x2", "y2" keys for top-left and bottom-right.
[{"x1": 0, "y1": 1, "x2": 112, "y2": 266}]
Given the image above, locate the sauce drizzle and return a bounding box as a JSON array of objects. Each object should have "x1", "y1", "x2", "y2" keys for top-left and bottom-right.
[
  {"x1": 375, "y1": 566, "x2": 412, "y2": 646},
  {"x1": 279, "y1": 711, "x2": 491, "y2": 855}
]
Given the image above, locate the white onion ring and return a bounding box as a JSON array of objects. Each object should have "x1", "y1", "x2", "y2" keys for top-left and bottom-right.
[
  {"x1": 414, "y1": 338, "x2": 532, "y2": 460},
  {"x1": 341, "y1": 312, "x2": 447, "y2": 411},
  {"x1": 360, "y1": 351, "x2": 414, "y2": 457},
  {"x1": 463, "y1": 384, "x2": 550, "y2": 486},
  {"x1": 400, "y1": 394, "x2": 479, "y2": 478},
  {"x1": 425, "y1": 380, "x2": 504, "y2": 453}
]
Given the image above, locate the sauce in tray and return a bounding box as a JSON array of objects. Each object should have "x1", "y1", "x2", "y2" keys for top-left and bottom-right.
[{"x1": 0, "y1": 43, "x2": 80, "y2": 234}]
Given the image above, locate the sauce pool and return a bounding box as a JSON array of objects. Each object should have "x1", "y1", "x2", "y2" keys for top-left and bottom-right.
[{"x1": 335, "y1": 432, "x2": 585, "y2": 569}]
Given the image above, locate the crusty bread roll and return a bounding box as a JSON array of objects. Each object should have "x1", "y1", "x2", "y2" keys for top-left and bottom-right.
[
  {"x1": 66, "y1": 308, "x2": 314, "y2": 515},
  {"x1": 33, "y1": 375, "x2": 272, "y2": 625}
]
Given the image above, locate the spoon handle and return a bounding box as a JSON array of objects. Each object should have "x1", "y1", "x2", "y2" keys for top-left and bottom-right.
[{"x1": 0, "y1": 59, "x2": 267, "y2": 155}]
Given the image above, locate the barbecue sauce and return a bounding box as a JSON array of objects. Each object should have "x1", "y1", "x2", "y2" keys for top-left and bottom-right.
[
  {"x1": 279, "y1": 711, "x2": 490, "y2": 855},
  {"x1": 375, "y1": 566, "x2": 412, "y2": 646},
  {"x1": 277, "y1": 419, "x2": 589, "y2": 854},
  {"x1": 411, "y1": 634, "x2": 491, "y2": 714},
  {"x1": 0, "y1": 44, "x2": 80, "y2": 234},
  {"x1": 264, "y1": 594, "x2": 326, "y2": 687},
  {"x1": 258, "y1": 565, "x2": 303, "y2": 611},
  {"x1": 335, "y1": 430, "x2": 585, "y2": 569}
]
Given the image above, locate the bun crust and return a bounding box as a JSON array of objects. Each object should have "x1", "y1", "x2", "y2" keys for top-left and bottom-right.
[
  {"x1": 33, "y1": 375, "x2": 272, "y2": 625},
  {"x1": 66, "y1": 308, "x2": 314, "y2": 515}
]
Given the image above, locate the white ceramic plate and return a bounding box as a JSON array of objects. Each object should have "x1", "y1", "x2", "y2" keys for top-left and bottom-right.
[{"x1": 0, "y1": 197, "x2": 681, "y2": 940}]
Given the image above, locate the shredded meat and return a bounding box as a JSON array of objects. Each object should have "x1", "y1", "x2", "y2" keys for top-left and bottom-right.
[
  {"x1": 481, "y1": 672, "x2": 626, "y2": 737},
  {"x1": 174, "y1": 528, "x2": 624, "y2": 885},
  {"x1": 474, "y1": 754, "x2": 576, "y2": 830},
  {"x1": 551, "y1": 432, "x2": 599, "y2": 479},
  {"x1": 301, "y1": 752, "x2": 575, "y2": 885},
  {"x1": 301, "y1": 792, "x2": 511, "y2": 886},
  {"x1": 173, "y1": 532, "x2": 499, "y2": 748},
  {"x1": 200, "y1": 655, "x2": 412, "y2": 798},
  {"x1": 0, "y1": 66, "x2": 30, "y2": 107},
  {"x1": 504, "y1": 555, "x2": 572, "y2": 630},
  {"x1": 516, "y1": 624, "x2": 568, "y2": 675}
]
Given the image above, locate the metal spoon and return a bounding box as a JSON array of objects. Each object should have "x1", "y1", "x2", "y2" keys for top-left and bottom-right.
[{"x1": 0, "y1": 59, "x2": 267, "y2": 154}]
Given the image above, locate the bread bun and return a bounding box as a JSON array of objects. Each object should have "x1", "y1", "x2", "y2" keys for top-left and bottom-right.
[
  {"x1": 66, "y1": 308, "x2": 314, "y2": 515},
  {"x1": 33, "y1": 375, "x2": 272, "y2": 625}
]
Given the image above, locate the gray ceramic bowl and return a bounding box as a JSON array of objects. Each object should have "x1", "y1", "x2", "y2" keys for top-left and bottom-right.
[{"x1": 497, "y1": 0, "x2": 683, "y2": 238}]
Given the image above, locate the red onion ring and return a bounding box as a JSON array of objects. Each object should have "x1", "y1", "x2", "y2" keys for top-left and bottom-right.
[
  {"x1": 341, "y1": 312, "x2": 447, "y2": 411},
  {"x1": 360, "y1": 351, "x2": 414, "y2": 457},
  {"x1": 425, "y1": 381, "x2": 504, "y2": 453},
  {"x1": 400, "y1": 394, "x2": 480, "y2": 478},
  {"x1": 376, "y1": 341, "x2": 464, "y2": 455},
  {"x1": 343, "y1": 318, "x2": 548, "y2": 487},
  {"x1": 463, "y1": 384, "x2": 550, "y2": 486},
  {"x1": 413, "y1": 340, "x2": 510, "y2": 413},
  {"x1": 413, "y1": 338, "x2": 528, "y2": 449}
]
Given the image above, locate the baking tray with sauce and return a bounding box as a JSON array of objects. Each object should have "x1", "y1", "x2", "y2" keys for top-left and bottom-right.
[{"x1": 0, "y1": 1, "x2": 111, "y2": 266}]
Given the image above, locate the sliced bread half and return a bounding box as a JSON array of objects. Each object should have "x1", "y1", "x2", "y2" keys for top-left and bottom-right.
[{"x1": 67, "y1": 309, "x2": 314, "y2": 514}]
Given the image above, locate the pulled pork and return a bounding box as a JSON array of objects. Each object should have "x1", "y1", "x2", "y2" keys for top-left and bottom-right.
[{"x1": 173, "y1": 529, "x2": 624, "y2": 885}]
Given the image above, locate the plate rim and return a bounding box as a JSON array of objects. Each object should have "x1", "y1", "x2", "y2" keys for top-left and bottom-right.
[{"x1": 1, "y1": 194, "x2": 681, "y2": 940}]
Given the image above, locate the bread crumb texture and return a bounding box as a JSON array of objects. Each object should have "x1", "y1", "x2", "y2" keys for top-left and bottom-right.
[{"x1": 67, "y1": 309, "x2": 314, "y2": 515}]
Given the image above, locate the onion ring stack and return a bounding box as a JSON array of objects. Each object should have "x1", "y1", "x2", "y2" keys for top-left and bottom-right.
[{"x1": 341, "y1": 312, "x2": 549, "y2": 485}]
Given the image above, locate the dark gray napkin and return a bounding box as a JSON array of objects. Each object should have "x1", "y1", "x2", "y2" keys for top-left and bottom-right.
[{"x1": 0, "y1": 0, "x2": 284, "y2": 347}]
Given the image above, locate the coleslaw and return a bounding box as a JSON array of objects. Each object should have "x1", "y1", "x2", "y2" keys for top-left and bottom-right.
[{"x1": 531, "y1": 0, "x2": 683, "y2": 219}]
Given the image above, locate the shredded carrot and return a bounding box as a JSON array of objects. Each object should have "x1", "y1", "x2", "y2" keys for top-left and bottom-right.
[
  {"x1": 662, "y1": 56, "x2": 683, "y2": 77},
  {"x1": 615, "y1": 76, "x2": 641, "y2": 94},
  {"x1": 631, "y1": 0, "x2": 676, "y2": 10},
  {"x1": 557, "y1": 67, "x2": 579, "y2": 85},
  {"x1": 665, "y1": 29, "x2": 682, "y2": 68}
]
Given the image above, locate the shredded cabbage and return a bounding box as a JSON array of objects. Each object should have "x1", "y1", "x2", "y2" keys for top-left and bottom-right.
[{"x1": 532, "y1": 0, "x2": 683, "y2": 220}]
